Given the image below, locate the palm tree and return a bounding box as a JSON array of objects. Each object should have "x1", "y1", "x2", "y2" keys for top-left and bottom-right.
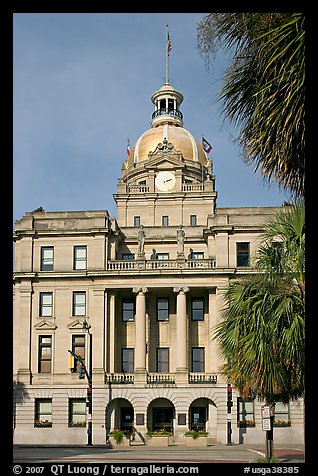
[
  {"x1": 213, "y1": 204, "x2": 305, "y2": 458},
  {"x1": 197, "y1": 13, "x2": 305, "y2": 198}
]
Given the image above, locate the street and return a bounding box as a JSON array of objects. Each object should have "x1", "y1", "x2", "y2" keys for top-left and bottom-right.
[{"x1": 13, "y1": 444, "x2": 305, "y2": 464}]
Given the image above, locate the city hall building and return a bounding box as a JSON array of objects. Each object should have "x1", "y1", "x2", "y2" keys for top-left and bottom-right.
[{"x1": 13, "y1": 78, "x2": 304, "y2": 446}]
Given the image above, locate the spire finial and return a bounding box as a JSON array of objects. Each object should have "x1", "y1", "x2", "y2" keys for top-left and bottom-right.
[{"x1": 165, "y1": 25, "x2": 172, "y2": 84}]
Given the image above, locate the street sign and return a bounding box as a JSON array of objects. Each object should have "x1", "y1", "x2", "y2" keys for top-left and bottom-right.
[
  {"x1": 261, "y1": 405, "x2": 270, "y2": 418},
  {"x1": 262, "y1": 418, "x2": 271, "y2": 431}
]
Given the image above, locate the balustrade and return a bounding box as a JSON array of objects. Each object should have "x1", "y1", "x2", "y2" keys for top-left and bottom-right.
[{"x1": 107, "y1": 259, "x2": 216, "y2": 271}]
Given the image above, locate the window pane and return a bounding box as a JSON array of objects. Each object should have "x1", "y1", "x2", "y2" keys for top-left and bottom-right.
[
  {"x1": 41, "y1": 247, "x2": 54, "y2": 271},
  {"x1": 40, "y1": 360, "x2": 51, "y2": 373},
  {"x1": 190, "y1": 215, "x2": 197, "y2": 226},
  {"x1": 122, "y1": 299, "x2": 134, "y2": 321},
  {"x1": 69, "y1": 399, "x2": 86, "y2": 425},
  {"x1": 35, "y1": 398, "x2": 52, "y2": 426},
  {"x1": 237, "y1": 242, "x2": 250, "y2": 267},
  {"x1": 157, "y1": 348, "x2": 169, "y2": 372},
  {"x1": 122, "y1": 254, "x2": 135, "y2": 260},
  {"x1": 192, "y1": 348, "x2": 204, "y2": 372},
  {"x1": 191, "y1": 299, "x2": 204, "y2": 321},
  {"x1": 122, "y1": 348, "x2": 134, "y2": 373},
  {"x1": 157, "y1": 298, "x2": 169, "y2": 321},
  {"x1": 162, "y1": 216, "x2": 169, "y2": 226},
  {"x1": 74, "y1": 247, "x2": 87, "y2": 270},
  {"x1": 73, "y1": 292, "x2": 86, "y2": 316},
  {"x1": 40, "y1": 293, "x2": 53, "y2": 317},
  {"x1": 157, "y1": 253, "x2": 169, "y2": 260}
]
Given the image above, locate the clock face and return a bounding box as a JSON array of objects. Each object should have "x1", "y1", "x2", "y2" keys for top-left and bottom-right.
[{"x1": 155, "y1": 171, "x2": 176, "y2": 192}]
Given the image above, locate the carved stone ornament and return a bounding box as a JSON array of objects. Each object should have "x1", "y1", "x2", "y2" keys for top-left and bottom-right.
[
  {"x1": 148, "y1": 138, "x2": 183, "y2": 161},
  {"x1": 133, "y1": 287, "x2": 149, "y2": 294},
  {"x1": 173, "y1": 286, "x2": 189, "y2": 294}
]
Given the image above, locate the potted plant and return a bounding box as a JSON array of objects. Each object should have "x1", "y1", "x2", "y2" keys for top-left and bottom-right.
[
  {"x1": 184, "y1": 429, "x2": 208, "y2": 446},
  {"x1": 108, "y1": 429, "x2": 130, "y2": 447},
  {"x1": 146, "y1": 429, "x2": 172, "y2": 446}
]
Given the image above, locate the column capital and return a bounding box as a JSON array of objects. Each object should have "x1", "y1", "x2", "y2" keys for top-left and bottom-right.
[
  {"x1": 133, "y1": 286, "x2": 149, "y2": 294},
  {"x1": 173, "y1": 286, "x2": 189, "y2": 294}
]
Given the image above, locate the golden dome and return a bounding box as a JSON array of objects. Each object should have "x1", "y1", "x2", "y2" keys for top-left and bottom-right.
[{"x1": 128, "y1": 124, "x2": 208, "y2": 167}]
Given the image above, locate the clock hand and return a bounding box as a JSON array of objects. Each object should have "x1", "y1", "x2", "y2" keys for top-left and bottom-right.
[{"x1": 164, "y1": 179, "x2": 172, "y2": 183}]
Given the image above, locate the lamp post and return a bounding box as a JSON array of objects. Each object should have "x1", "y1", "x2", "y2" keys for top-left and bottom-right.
[{"x1": 83, "y1": 319, "x2": 93, "y2": 446}]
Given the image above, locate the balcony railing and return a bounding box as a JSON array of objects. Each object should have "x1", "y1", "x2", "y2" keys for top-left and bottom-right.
[
  {"x1": 105, "y1": 373, "x2": 134, "y2": 384},
  {"x1": 189, "y1": 373, "x2": 218, "y2": 384},
  {"x1": 105, "y1": 372, "x2": 218, "y2": 385},
  {"x1": 152, "y1": 109, "x2": 183, "y2": 120},
  {"x1": 147, "y1": 373, "x2": 175, "y2": 384},
  {"x1": 107, "y1": 259, "x2": 216, "y2": 271}
]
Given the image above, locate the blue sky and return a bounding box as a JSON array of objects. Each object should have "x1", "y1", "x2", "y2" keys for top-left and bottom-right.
[{"x1": 13, "y1": 12, "x2": 290, "y2": 225}]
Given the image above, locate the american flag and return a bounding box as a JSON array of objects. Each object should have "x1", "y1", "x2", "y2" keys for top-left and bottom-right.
[{"x1": 167, "y1": 31, "x2": 172, "y2": 56}]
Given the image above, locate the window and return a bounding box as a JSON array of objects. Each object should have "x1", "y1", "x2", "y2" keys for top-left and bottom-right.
[
  {"x1": 39, "y1": 292, "x2": 53, "y2": 317},
  {"x1": 274, "y1": 402, "x2": 290, "y2": 425},
  {"x1": 157, "y1": 348, "x2": 169, "y2": 372},
  {"x1": 237, "y1": 398, "x2": 255, "y2": 426},
  {"x1": 73, "y1": 292, "x2": 86, "y2": 316},
  {"x1": 191, "y1": 298, "x2": 204, "y2": 321},
  {"x1": 74, "y1": 246, "x2": 87, "y2": 270},
  {"x1": 34, "y1": 398, "x2": 52, "y2": 427},
  {"x1": 191, "y1": 251, "x2": 204, "y2": 260},
  {"x1": 69, "y1": 398, "x2": 86, "y2": 427},
  {"x1": 38, "y1": 336, "x2": 52, "y2": 373},
  {"x1": 162, "y1": 216, "x2": 169, "y2": 227},
  {"x1": 122, "y1": 253, "x2": 135, "y2": 260},
  {"x1": 122, "y1": 348, "x2": 134, "y2": 373},
  {"x1": 139, "y1": 180, "x2": 146, "y2": 185},
  {"x1": 41, "y1": 247, "x2": 54, "y2": 271},
  {"x1": 122, "y1": 298, "x2": 135, "y2": 322},
  {"x1": 192, "y1": 347, "x2": 205, "y2": 372},
  {"x1": 190, "y1": 215, "x2": 197, "y2": 226},
  {"x1": 156, "y1": 253, "x2": 169, "y2": 260},
  {"x1": 237, "y1": 242, "x2": 250, "y2": 267},
  {"x1": 72, "y1": 335, "x2": 85, "y2": 372},
  {"x1": 157, "y1": 298, "x2": 169, "y2": 321},
  {"x1": 134, "y1": 216, "x2": 141, "y2": 227}
]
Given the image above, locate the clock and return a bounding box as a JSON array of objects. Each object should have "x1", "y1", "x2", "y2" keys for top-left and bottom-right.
[{"x1": 155, "y1": 171, "x2": 176, "y2": 192}]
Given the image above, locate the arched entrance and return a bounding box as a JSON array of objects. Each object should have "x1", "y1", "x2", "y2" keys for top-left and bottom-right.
[
  {"x1": 106, "y1": 398, "x2": 134, "y2": 436},
  {"x1": 147, "y1": 398, "x2": 175, "y2": 433},
  {"x1": 189, "y1": 398, "x2": 217, "y2": 435}
]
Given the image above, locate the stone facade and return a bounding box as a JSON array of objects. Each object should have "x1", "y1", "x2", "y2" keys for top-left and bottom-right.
[{"x1": 13, "y1": 80, "x2": 304, "y2": 446}]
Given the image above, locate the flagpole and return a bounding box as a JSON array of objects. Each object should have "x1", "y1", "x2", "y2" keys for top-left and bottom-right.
[{"x1": 166, "y1": 25, "x2": 169, "y2": 84}]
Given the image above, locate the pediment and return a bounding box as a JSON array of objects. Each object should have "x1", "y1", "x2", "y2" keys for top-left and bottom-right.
[
  {"x1": 146, "y1": 139, "x2": 184, "y2": 169},
  {"x1": 34, "y1": 319, "x2": 57, "y2": 331},
  {"x1": 67, "y1": 319, "x2": 87, "y2": 331}
]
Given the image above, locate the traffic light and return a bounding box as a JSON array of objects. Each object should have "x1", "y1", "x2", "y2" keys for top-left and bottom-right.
[
  {"x1": 79, "y1": 364, "x2": 86, "y2": 379},
  {"x1": 227, "y1": 384, "x2": 233, "y2": 407},
  {"x1": 68, "y1": 354, "x2": 75, "y2": 372},
  {"x1": 86, "y1": 387, "x2": 92, "y2": 410}
]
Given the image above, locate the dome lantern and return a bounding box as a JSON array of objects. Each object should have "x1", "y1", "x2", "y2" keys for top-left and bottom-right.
[{"x1": 151, "y1": 83, "x2": 184, "y2": 128}]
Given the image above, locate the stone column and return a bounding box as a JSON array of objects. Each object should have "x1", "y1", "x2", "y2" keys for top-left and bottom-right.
[
  {"x1": 133, "y1": 287, "x2": 148, "y2": 382},
  {"x1": 108, "y1": 291, "x2": 116, "y2": 373},
  {"x1": 173, "y1": 286, "x2": 189, "y2": 383}
]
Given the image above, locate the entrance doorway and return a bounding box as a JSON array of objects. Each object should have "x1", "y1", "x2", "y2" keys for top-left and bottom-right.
[
  {"x1": 120, "y1": 406, "x2": 134, "y2": 433},
  {"x1": 152, "y1": 407, "x2": 173, "y2": 432},
  {"x1": 190, "y1": 406, "x2": 207, "y2": 431}
]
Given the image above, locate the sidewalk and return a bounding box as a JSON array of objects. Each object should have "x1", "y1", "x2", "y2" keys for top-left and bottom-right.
[{"x1": 243, "y1": 444, "x2": 305, "y2": 463}]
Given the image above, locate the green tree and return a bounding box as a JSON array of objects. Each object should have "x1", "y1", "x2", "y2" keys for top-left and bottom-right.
[
  {"x1": 197, "y1": 13, "x2": 305, "y2": 198},
  {"x1": 214, "y1": 204, "x2": 305, "y2": 457}
]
